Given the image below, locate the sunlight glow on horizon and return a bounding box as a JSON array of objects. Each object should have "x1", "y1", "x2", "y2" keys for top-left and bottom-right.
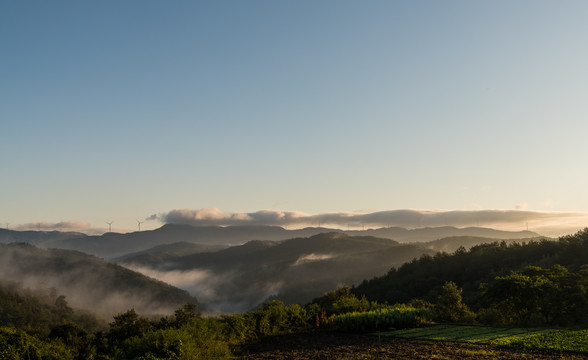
[{"x1": 5, "y1": 208, "x2": 588, "y2": 239}]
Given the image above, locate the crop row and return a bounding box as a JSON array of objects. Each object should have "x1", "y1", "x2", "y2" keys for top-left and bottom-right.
[
  {"x1": 381, "y1": 325, "x2": 588, "y2": 353},
  {"x1": 493, "y1": 329, "x2": 588, "y2": 352}
]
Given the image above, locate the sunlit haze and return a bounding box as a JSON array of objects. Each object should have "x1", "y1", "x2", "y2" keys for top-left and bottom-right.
[{"x1": 2, "y1": 1, "x2": 588, "y2": 237}]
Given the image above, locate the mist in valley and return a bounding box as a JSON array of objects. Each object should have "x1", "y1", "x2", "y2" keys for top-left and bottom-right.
[{"x1": 0, "y1": 243, "x2": 197, "y2": 316}]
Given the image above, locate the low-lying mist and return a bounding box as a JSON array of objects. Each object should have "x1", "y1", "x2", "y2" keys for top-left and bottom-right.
[
  {"x1": 126, "y1": 264, "x2": 283, "y2": 314},
  {"x1": 0, "y1": 244, "x2": 197, "y2": 316}
]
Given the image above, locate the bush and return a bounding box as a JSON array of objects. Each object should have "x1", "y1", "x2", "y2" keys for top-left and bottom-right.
[
  {"x1": 117, "y1": 317, "x2": 231, "y2": 360},
  {"x1": 325, "y1": 305, "x2": 433, "y2": 333},
  {"x1": 0, "y1": 326, "x2": 74, "y2": 360}
]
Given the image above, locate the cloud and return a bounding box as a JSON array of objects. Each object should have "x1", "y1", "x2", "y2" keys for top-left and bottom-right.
[
  {"x1": 156, "y1": 207, "x2": 588, "y2": 236},
  {"x1": 294, "y1": 253, "x2": 335, "y2": 266},
  {"x1": 160, "y1": 208, "x2": 309, "y2": 227},
  {"x1": 14, "y1": 221, "x2": 91, "y2": 232}
]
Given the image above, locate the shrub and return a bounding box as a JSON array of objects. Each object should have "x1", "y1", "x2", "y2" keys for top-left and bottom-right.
[{"x1": 325, "y1": 305, "x2": 433, "y2": 333}]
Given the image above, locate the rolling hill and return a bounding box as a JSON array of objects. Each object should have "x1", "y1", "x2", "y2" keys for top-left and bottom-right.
[
  {"x1": 0, "y1": 243, "x2": 198, "y2": 315},
  {"x1": 119, "y1": 233, "x2": 437, "y2": 312},
  {"x1": 0, "y1": 225, "x2": 546, "y2": 314},
  {"x1": 351, "y1": 229, "x2": 588, "y2": 307}
]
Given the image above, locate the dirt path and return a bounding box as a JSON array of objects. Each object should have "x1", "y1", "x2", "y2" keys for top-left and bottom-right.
[{"x1": 236, "y1": 331, "x2": 588, "y2": 359}]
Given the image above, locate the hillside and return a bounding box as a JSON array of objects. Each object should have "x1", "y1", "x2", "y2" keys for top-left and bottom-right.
[
  {"x1": 419, "y1": 235, "x2": 543, "y2": 253},
  {"x1": 0, "y1": 243, "x2": 197, "y2": 315},
  {"x1": 114, "y1": 241, "x2": 226, "y2": 266},
  {"x1": 119, "y1": 232, "x2": 436, "y2": 312},
  {"x1": 0, "y1": 279, "x2": 105, "y2": 336},
  {"x1": 350, "y1": 226, "x2": 539, "y2": 243},
  {"x1": 352, "y1": 229, "x2": 588, "y2": 307}
]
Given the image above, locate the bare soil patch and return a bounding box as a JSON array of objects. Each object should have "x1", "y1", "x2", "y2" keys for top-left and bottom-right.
[{"x1": 236, "y1": 330, "x2": 588, "y2": 359}]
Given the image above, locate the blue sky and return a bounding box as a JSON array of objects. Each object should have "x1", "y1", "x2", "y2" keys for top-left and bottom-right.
[{"x1": 2, "y1": 1, "x2": 588, "y2": 235}]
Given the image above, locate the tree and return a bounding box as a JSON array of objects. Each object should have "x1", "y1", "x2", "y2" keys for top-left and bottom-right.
[
  {"x1": 482, "y1": 265, "x2": 588, "y2": 326},
  {"x1": 311, "y1": 287, "x2": 370, "y2": 316},
  {"x1": 48, "y1": 323, "x2": 92, "y2": 359},
  {"x1": 54, "y1": 295, "x2": 74, "y2": 322},
  {"x1": 107, "y1": 309, "x2": 152, "y2": 345},
  {"x1": 172, "y1": 302, "x2": 199, "y2": 328},
  {"x1": 433, "y1": 281, "x2": 475, "y2": 323}
]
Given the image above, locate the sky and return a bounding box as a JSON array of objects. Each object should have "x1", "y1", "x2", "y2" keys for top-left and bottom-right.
[{"x1": 2, "y1": 1, "x2": 588, "y2": 236}]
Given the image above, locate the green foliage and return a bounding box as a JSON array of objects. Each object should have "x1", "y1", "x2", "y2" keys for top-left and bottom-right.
[
  {"x1": 382, "y1": 324, "x2": 549, "y2": 342},
  {"x1": 219, "y1": 312, "x2": 257, "y2": 342},
  {"x1": 0, "y1": 326, "x2": 74, "y2": 360},
  {"x1": 310, "y1": 286, "x2": 385, "y2": 316},
  {"x1": 382, "y1": 325, "x2": 588, "y2": 354},
  {"x1": 325, "y1": 305, "x2": 433, "y2": 332},
  {"x1": 255, "y1": 300, "x2": 305, "y2": 335},
  {"x1": 497, "y1": 329, "x2": 588, "y2": 353},
  {"x1": 0, "y1": 280, "x2": 103, "y2": 337},
  {"x1": 481, "y1": 264, "x2": 588, "y2": 326},
  {"x1": 117, "y1": 317, "x2": 231, "y2": 360},
  {"x1": 171, "y1": 302, "x2": 199, "y2": 328},
  {"x1": 107, "y1": 309, "x2": 153, "y2": 346},
  {"x1": 48, "y1": 323, "x2": 93, "y2": 359},
  {"x1": 354, "y1": 228, "x2": 588, "y2": 327},
  {"x1": 221, "y1": 300, "x2": 311, "y2": 341},
  {"x1": 433, "y1": 282, "x2": 475, "y2": 323}
]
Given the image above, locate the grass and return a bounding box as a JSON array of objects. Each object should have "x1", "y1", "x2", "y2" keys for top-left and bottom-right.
[{"x1": 378, "y1": 325, "x2": 588, "y2": 353}]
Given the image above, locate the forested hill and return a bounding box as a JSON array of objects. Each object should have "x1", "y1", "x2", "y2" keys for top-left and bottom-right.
[
  {"x1": 0, "y1": 243, "x2": 197, "y2": 315},
  {"x1": 120, "y1": 233, "x2": 434, "y2": 313},
  {"x1": 0, "y1": 279, "x2": 106, "y2": 336},
  {"x1": 346, "y1": 226, "x2": 539, "y2": 243},
  {"x1": 352, "y1": 228, "x2": 588, "y2": 307}
]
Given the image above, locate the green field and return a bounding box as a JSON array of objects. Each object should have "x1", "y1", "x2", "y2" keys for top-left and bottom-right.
[{"x1": 379, "y1": 325, "x2": 588, "y2": 353}]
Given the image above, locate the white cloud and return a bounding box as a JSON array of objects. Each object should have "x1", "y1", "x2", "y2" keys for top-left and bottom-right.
[
  {"x1": 294, "y1": 253, "x2": 335, "y2": 265},
  {"x1": 14, "y1": 221, "x2": 91, "y2": 232},
  {"x1": 156, "y1": 208, "x2": 588, "y2": 236}
]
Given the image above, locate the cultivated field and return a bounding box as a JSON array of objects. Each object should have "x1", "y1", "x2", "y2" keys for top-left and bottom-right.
[{"x1": 237, "y1": 329, "x2": 588, "y2": 359}]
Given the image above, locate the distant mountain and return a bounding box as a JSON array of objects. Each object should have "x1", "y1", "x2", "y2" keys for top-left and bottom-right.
[
  {"x1": 45, "y1": 223, "x2": 541, "y2": 259},
  {"x1": 348, "y1": 226, "x2": 539, "y2": 243},
  {"x1": 0, "y1": 228, "x2": 87, "y2": 245},
  {"x1": 0, "y1": 243, "x2": 197, "y2": 315},
  {"x1": 151, "y1": 233, "x2": 399, "y2": 271},
  {"x1": 114, "y1": 241, "x2": 226, "y2": 266},
  {"x1": 119, "y1": 233, "x2": 436, "y2": 313},
  {"x1": 48, "y1": 224, "x2": 337, "y2": 258},
  {"x1": 420, "y1": 235, "x2": 547, "y2": 253}
]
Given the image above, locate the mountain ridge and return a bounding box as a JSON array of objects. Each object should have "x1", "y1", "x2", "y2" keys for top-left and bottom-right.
[{"x1": 4, "y1": 223, "x2": 541, "y2": 259}]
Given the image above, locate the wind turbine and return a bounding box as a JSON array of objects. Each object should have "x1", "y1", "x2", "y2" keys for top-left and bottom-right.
[
  {"x1": 106, "y1": 221, "x2": 113, "y2": 232},
  {"x1": 137, "y1": 220, "x2": 144, "y2": 232}
]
